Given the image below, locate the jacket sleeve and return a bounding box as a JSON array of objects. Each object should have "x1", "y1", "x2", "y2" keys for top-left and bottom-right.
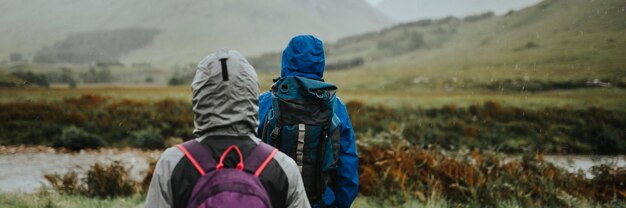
[
  {"x1": 273, "y1": 151, "x2": 312, "y2": 208},
  {"x1": 332, "y1": 98, "x2": 359, "y2": 208},
  {"x1": 145, "y1": 147, "x2": 183, "y2": 208},
  {"x1": 256, "y1": 91, "x2": 272, "y2": 138}
]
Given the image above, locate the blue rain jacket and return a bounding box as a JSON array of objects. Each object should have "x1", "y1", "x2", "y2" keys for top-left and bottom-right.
[{"x1": 257, "y1": 35, "x2": 358, "y2": 208}]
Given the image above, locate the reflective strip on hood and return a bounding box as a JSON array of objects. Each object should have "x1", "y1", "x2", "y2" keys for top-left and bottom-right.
[{"x1": 191, "y1": 48, "x2": 259, "y2": 137}]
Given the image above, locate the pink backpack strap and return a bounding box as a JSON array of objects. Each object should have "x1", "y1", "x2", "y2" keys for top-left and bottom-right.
[
  {"x1": 176, "y1": 140, "x2": 217, "y2": 176},
  {"x1": 243, "y1": 142, "x2": 279, "y2": 177}
]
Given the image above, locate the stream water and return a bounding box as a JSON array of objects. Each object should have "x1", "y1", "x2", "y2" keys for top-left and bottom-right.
[{"x1": 0, "y1": 149, "x2": 623, "y2": 193}]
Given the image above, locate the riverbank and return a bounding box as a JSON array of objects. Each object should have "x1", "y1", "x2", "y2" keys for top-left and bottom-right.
[
  {"x1": 0, "y1": 146, "x2": 159, "y2": 193},
  {"x1": 0, "y1": 146, "x2": 624, "y2": 194}
]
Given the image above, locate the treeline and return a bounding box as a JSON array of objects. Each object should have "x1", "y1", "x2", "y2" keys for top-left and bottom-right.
[
  {"x1": 33, "y1": 28, "x2": 159, "y2": 64},
  {"x1": 484, "y1": 78, "x2": 626, "y2": 92},
  {"x1": 4, "y1": 67, "x2": 113, "y2": 88},
  {"x1": 0, "y1": 62, "x2": 172, "y2": 87}
]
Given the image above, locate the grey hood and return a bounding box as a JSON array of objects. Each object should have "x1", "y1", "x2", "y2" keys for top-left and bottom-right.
[{"x1": 191, "y1": 49, "x2": 259, "y2": 137}]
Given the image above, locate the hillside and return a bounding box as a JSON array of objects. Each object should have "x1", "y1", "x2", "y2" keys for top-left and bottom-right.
[
  {"x1": 376, "y1": 0, "x2": 541, "y2": 22},
  {"x1": 254, "y1": 0, "x2": 626, "y2": 93},
  {"x1": 0, "y1": 0, "x2": 390, "y2": 66}
]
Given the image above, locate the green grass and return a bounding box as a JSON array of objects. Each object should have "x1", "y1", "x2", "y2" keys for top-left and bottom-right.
[
  {"x1": 0, "y1": 192, "x2": 617, "y2": 208},
  {"x1": 0, "y1": 191, "x2": 144, "y2": 208},
  {"x1": 2, "y1": 85, "x2": 623, "y2": 111}
]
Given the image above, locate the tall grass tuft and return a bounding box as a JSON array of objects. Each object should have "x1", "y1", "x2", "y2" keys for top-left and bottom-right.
[
  {"x1": 44, "y1": 160, "x2": 138, "y2": 198},
  {"x1": 358, "y1": 136, "x2": 626, "y2": 206}
]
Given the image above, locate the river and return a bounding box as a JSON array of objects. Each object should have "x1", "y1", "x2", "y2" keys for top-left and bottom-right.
[{"x1": 0, "y1": 146, "x2": 623, "y2": 193}]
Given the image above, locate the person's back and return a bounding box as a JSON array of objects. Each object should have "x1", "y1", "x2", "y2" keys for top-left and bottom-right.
[
  {"x1": 257, "y1": 36, "x2": 359, "y2": 208},
  {"x1": 145, "y1": 49, "x2": 309, "y2": 208}
]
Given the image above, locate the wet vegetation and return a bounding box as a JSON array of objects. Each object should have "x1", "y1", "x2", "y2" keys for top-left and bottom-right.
[
  {"x1": 346, "y1": 101, "x2": 625, "y2": 154},
  {"x1": 1, "y1": 95, "x2": 624, "y2": 154},
  {"x1": 358, "y1": 138, "x2": 626, "y2": 207},
  {"x1": 13, "y1": 135, "x2": 622, "y2": 207},
  {"x1": 44, "y1": 161, "x2": 139, "y2": 198},
  {"x1": 0, "y1": 95, "x2": 193, "y2": 150}
]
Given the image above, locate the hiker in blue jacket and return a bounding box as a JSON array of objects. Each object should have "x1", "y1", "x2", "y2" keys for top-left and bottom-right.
[{"x1": 257, "y1": 35, "x2": 359, "y2": 208}]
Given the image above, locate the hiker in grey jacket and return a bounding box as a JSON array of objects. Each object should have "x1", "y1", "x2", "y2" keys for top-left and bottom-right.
[{"x1": 145, "y1": 49, "x2": 310, "y2": 208}]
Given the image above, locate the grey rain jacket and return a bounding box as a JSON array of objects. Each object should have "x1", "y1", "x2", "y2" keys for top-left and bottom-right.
[{"x1": 145, "y1": 49, "x2": 310, "y2": 208}]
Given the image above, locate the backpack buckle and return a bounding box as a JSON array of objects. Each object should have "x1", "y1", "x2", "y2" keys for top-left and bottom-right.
[
  {"x1": 270, "y1": 127, "x2": 280, "y2": 148},
  {"x1": 270, "y1": 127, "x2": 280, "y2": 140}
]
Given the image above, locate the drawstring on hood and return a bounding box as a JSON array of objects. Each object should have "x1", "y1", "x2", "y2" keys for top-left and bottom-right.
[
  {"x1": 281, "y1": 35, "x2": 325, "y2": 80},
  {"x1": 191, "y1": 48, "x2": 259, "y2": 137}
]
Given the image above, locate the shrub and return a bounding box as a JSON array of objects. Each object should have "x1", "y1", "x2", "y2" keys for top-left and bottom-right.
[
  {"x1": 345, "y1": 100, "x2": 626, "y2": 154},
  {"x1": 0, "y1": 95, "x2": 194, "y2": 148},
  {"x1": 141, "y1": 159, "x2": 158, "y2": 192},
  {"x1": 44, "y1": 171, "x2": 81, "y2": 195},
  {"x1": 44, "y1": 161, "x2": 139, "y2": 198},
  {"x1": 131, "y1": 127, "x2": 165, "y2": 149},
  {"x1": 358, "y1": 140, "x2": 626, "y2": 206},
  {"x1": 56, "y1": 126, "x2": 105, "y2": 151},
  {"x1": 83, "y1": 161, "x2": 138, "y2": 198}
]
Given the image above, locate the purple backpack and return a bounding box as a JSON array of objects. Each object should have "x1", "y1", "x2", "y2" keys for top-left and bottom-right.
[{"x1": 176, "y1": 140, "x2": 278, "y2": 208}]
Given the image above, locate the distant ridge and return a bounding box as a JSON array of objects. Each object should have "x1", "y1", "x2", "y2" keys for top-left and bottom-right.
[{"x1": 0, "y1": 0, "x2": 391, "y2": 66}]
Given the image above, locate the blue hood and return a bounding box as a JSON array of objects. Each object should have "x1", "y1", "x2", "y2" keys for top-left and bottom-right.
[{"x1": 281, "y1": 35, "x2": 325, "y2": 80}]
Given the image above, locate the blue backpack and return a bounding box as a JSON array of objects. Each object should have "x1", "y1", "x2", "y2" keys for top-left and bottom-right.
[{"x1": 261, "y1": 76, "x2": 341, "y2": 203}]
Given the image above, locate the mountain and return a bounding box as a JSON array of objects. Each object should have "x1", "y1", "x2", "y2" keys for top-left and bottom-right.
[
  {"x1": 376, "y1": 0, "x2": 541, "y2": 22},
  {"x1": 0, "y1": 0, "x2": 391, "y2": 66},
  {"x1": 252, "y1": 0, "x2": 626, "y2": 92}
]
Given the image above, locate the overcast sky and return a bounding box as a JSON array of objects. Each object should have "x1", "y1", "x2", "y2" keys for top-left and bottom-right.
[{"x1": 365, "y1": 0, "x2": 542, "y2": 22}]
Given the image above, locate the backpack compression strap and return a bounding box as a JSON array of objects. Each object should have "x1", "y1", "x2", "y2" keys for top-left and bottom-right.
[
  {"x1": 176, "y1": 140, "x2": 217, "y2": 176},
  {"x1": 296, "y1": 124, "x2": 305, "y2": 172},
  {"x1": 243, "y1": 142, "x2": 279, "y2": 176}
]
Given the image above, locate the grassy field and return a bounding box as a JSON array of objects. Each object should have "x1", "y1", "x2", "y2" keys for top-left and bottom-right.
[
  {"x1": 0, "y1": 194, "x2": 614, "y2": 208},
  {"x1": 0, "y1": 193, "x2": 584, "y2": 208},
  {"x1": 1, "y1": 83, "x2": 624, "y2": 111},
  {"x1": 0, "y1": 193, "x2": 442, "y2": 208},
  {"x1": 0, "y1": 191, "x2": 145, "y2": 208}
]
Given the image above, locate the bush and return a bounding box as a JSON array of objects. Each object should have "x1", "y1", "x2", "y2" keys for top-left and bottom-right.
[
  {"x1": 141, "y1": 159, "x2": 158, "y2": 192},
  {"x1": 44, "y1": 171, "x2": 81, "y2": 195},
  {"x1": 83, "y1": 161, "x2": 137, "y2": 198},
  {"x1": 358, "y1": 140, "x2": 626, "y2": 206},
  {"x1": 345, "y1": 101, "x2": 626, "y2": 154},
  {"x1": 56, "y1": 126, "x2": 105, "y2": 151},
  {"x1": 0, "y1": 95, "x2": 194, "y2": 148},
  {"x1": 44, "y1": 161, "x2": 139, "y2": 198},
  {"x1": 131, "y1": 127, "x2": 165, "y2": 149}
]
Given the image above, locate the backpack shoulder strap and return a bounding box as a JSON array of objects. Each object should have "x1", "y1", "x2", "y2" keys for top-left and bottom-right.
[
  {"x1": 243, "y1": 142, "x2": 278, "y2": 177},
  {"x1": 176, "y1": 139, "x2": 217, "y2": 176}
]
